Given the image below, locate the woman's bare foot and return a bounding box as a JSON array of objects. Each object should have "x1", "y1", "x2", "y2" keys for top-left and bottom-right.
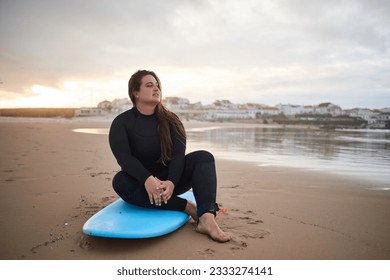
[
  {"x1": 185, "y1": 201, "x2": 198, "y2": 222},
  {"x1": 196, "y1": 213, "x2": 231, "y2": 242}
]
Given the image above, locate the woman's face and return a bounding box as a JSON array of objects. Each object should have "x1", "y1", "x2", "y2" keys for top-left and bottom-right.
[{"x1": 135, "y1": 74, "x2": 161, "y2": 105}]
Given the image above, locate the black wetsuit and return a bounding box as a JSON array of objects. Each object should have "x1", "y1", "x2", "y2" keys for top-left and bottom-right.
[{"x1": 109, "y1": 107, "x2": 219, "y2": 217}]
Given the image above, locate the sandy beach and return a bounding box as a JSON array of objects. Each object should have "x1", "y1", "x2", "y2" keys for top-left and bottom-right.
[{"x1": 0, "y1": 117, "x2": 389, "y2": 260}]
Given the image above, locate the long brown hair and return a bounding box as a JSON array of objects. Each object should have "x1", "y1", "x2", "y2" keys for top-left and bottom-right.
[{"x1": 128, "y1": 70, "x2": 186, "y2": 165}]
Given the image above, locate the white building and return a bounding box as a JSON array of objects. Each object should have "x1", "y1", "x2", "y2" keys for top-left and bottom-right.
[
  {"x1": 303, "y1": 106, "x2": 315, "y2": 114},
  {"x1": 276, "y1": 104, "x2": 305, "y2": 116},
  {"x1": 75, "y1": 107, "x2": 104, "y2": 117},
  {"x1": 259, "y1": 106, "x2": 280, "y2": 115},
  {"x1": 97, "y1": 100, "x2": 111, "y2": 110},
  {"x1": 205, "y1": 109, "x2": 255, "y2": 120},
  {"x1": 213, "y1": 100, "x2": 238, "y2": 110},
  {"x1": 111, "y1": 98, "x2": 133, "y2": 114},
  {"x1": 380, "y1": 107, "x2": 390, "y2": 113},
  {"x1": 315, "y1": 103, "x2": 342, "y2": 116},
  {"x1": 164, "y1": 97, "x2": 190, "y2": 111},
  {"x1": 344, "y1": 108, "x2": 379, "y2": 125}
]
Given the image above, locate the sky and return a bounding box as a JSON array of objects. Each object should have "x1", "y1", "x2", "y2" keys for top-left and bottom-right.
[{"x1": 0, "y1": 0, "x2": 389, "y2": 109}]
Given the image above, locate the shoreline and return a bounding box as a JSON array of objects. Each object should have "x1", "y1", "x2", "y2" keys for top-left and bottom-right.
[
  {"x1": 2, "y1": 115, "x2": 390, "y2": 132},
  {"x1": 0, "y1": 118, "x2": 389, "y2": 260},
  {"x1": 59, "y1": 117, "x2": 390, "y2": 187}
]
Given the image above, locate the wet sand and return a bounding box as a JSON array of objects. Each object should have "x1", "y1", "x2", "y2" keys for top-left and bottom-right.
[{"x1": 0, "y1": 117, "x2": 389, "y2": 260}]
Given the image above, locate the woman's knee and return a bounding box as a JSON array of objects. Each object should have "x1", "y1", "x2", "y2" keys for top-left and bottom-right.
[
  {"x1": 112, "y1": 171, "x2": 131, "y2": 192},
  {"x1": 112, "y1": 170, "x2": 124, "y2": 187},
  {"x1": 112, "y1": 171, "x2": 139, "y2": 203},
  {"x1": 189, "y1": 150, "x2": 215, "y2": 163}
]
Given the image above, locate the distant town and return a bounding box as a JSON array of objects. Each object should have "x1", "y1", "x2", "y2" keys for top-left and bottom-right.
[
  {"x1": 1, "y1": 97, "x2": 390, "y2": 129},
  {"x1": 76, "y1": 97, "x2": 390, "y2": 129}
]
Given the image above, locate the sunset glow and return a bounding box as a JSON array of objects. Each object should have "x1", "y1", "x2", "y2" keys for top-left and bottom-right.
[{"x1": 1, "y1": 0, "x2": 389, "y2": 109}]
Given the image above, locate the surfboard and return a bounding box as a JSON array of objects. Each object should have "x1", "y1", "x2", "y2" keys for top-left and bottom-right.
[{"x1": 82, "y1": 191, "x2": 195, "y2": 239}]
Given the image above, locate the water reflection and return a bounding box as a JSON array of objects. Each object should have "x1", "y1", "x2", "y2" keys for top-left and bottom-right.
[
  {"x1": 72, "y1": 128, "x2": 109, "y2": 135},
  {"x1": 72, "y1": 126, "x2": 390, "y2": 185},
  {"x1": 187, "y1": 127, "x2": 390, "y2": 185}
]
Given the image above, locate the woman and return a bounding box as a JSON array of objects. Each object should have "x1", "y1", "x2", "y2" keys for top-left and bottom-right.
[{"x1": 109, "y1": 70, "x2": 231, "y2": 242}]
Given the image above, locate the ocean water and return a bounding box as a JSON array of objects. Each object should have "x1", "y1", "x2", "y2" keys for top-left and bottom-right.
[
  {"x1": 186, "y1": 126, "x2": 390, "y2": 187},
  {"x1": 73, "y1": 126, "x2": 390, "y2": 187}
]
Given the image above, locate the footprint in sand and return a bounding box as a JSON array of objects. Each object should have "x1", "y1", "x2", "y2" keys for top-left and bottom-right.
[
  {"x1": 197, "y1": 248, "x2": 216, "y2": 256},
  {"x1": 2, "y1": 169, "x2": 14, "y2": 173},
  {"x1": 78, "y1": 235, "x2": 93, "y2": 250},
  {"x1": 238, "y1": 216, "x2": 264, "y2": 225},
  {"x1": 229, "y1": 240, "x2": 248, "y2": 251},
  {"x1": 221, "y1": 208, "x2": 270, "y2": 252}
]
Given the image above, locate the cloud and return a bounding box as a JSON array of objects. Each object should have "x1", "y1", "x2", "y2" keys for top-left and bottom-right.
[{"x1": 0, "y1": 0, "x2": 389, "y2": 108}]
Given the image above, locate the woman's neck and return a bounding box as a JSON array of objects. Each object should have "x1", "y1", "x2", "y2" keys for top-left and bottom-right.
[{"x1": 135, "y1": 103, "x2": 157, "y2": 115}]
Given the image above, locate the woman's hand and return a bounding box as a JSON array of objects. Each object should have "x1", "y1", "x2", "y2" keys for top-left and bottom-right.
[
  {"x1": 158, "y1": 180, "x2": 175, "y2": 204},
  {"x1": 144, "y1": 176, "x2": 164, "y2": 206}
]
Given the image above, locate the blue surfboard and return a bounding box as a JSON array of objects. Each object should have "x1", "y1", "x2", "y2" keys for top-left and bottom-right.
[{"x1": 82, "y1": 191, "x2": 195, "y2": 239}]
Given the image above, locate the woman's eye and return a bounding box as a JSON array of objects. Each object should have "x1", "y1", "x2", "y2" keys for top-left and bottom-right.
[{"x1": 146, "y1": 83, "x2": 158, "y2": 88}]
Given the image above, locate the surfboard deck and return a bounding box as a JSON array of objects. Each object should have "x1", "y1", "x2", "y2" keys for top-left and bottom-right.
[{"x1": 82, "y1": 191, "x2": 195, "y2": 239}]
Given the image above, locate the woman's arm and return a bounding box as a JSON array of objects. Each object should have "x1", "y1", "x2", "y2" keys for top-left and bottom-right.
[
  {"x1": 167, "y1": 122, "x2": 186, "y2": 186},
  {"x1": 109, "y1": 118, "x2": 166, "y2": 205},
  {"x1": 109, "y1": 118, "x2": 152, "y2": 184}
]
